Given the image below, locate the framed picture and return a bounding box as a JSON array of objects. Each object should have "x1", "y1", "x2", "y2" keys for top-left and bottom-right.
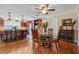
[{"x1": 62, "y1": 19, "x2": 72, "y2": 26}]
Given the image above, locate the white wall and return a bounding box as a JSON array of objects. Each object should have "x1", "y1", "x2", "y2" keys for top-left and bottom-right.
[
  {"x1": 78, "y1": 13, "x2": 79, "y2": 45},
  {"x1": 50, "y1": 16, "x2": 59, "y2": 37},
  {"x1": 76, "y1": 5, "x2": 79, "y2": 45}
]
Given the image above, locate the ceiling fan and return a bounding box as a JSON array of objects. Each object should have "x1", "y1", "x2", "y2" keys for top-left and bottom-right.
[{"x1": 35, "y1": 4, "x2": 55, "y2": 14}]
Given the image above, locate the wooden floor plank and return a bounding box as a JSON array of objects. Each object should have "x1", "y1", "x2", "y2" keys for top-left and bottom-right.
[{"x1": 0, "y1": 39, "x2": 78, "y2": 54}]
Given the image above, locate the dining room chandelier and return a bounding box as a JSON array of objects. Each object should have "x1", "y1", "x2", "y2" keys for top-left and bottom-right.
[{"x1": 8, "y1": 12, "x2": 11, "y2": 21}]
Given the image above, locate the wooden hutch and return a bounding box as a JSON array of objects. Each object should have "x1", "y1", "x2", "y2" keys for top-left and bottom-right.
[{"x1": 59, "y1": 19, "x2": 75, "y2": 43}]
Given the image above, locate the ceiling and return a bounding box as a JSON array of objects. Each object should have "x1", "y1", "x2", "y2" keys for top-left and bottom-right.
[{"x1": 0, "y1": 4, "x2": 77, "y2": 19}]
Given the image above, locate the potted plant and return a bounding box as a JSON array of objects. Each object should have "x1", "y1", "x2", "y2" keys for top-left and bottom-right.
[{"x1": 42, "y1": 22, "x2": 48, "y2": 34}]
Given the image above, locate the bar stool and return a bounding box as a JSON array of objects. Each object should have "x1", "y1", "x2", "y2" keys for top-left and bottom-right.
[
  {"x1": 4, "y1": 30, "x2": 9, "y2": 42},
  {"x1": 0, "y1": 32, "x2": 3, "y2": 42},
  {"x1": 16, "y1": 30, "x2": 21, "y2": 40}
]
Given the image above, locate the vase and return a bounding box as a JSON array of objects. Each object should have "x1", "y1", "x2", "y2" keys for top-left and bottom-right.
[{"x1": 44, "y1": 29, "x2": 47, "y2": 35}]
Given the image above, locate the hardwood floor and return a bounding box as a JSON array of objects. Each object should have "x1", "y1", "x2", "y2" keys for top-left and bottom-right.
[{"x1": 0, "y1": 39, "x2": 78, "y2": 54}]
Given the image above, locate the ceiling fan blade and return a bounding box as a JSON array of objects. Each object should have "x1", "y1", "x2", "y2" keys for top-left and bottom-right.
[
  {"x1": 48, "y1": 9, "x2": 55, "y2": 11},
  {"x1": 38, "y1": 12, "x2": 41, "y2": 14},
  {"x1": 35, "y1": 14, "x2": 39, "y2": 16},
  {"x1": 35, "y1": 8, "x2": 41, "y2": 10}
]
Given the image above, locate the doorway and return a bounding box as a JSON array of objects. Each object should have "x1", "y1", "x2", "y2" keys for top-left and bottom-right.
[{"x1": 27, "y1": 21, "x2": 32, "y2": 39}]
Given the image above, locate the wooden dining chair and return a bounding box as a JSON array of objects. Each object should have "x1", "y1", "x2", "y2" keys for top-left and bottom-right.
[
  {"x1": 48, "y1": 28, "x2": 60, "y2": 50},
  {"x1": 44, "y1": 36, "x2": 53, "y2": 50},
  {"x1": 32, "y1": 29, "x2": 39, "y2": 48},
  {"x1": 4, "y1": 30, "x2": 10, "y2": 42},
  {"x1": 48, "y1": 29, "x2": 53, "y2": 38},
  {"x1": 52, "y1": 30, "x2": 60, "y2": 50},
  {"x1": 32, "y1": 29, "x2": 54, "y2": 50},
  {"x1": 16, "y1": 30, "x2": 21, "y2": 41}
]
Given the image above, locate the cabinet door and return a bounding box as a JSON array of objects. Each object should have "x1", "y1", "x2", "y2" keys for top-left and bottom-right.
[
  {"x1": 59, "y1": 31, "x2": 66, "y2": 39},
  {"x1": 66, "y1": 31, "x2": 74, "y2": 41},
  {"x1": 59, "y1": 30, "x2": 74, "y2": 42}
]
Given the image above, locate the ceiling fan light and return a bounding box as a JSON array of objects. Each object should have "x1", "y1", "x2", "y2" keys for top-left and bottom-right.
[{"x1": 42, "y1": 10, "x2": 47, "y2": 14}]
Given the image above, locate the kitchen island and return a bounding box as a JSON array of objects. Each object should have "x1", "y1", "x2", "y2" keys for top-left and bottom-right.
[{"x1": 0, "y1": 29, "x2": 28, "y2": 43}]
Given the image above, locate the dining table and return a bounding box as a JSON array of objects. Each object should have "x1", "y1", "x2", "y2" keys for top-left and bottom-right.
[{"x1": 39, "y1": 34, "x2": 52, "y2": 48}]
